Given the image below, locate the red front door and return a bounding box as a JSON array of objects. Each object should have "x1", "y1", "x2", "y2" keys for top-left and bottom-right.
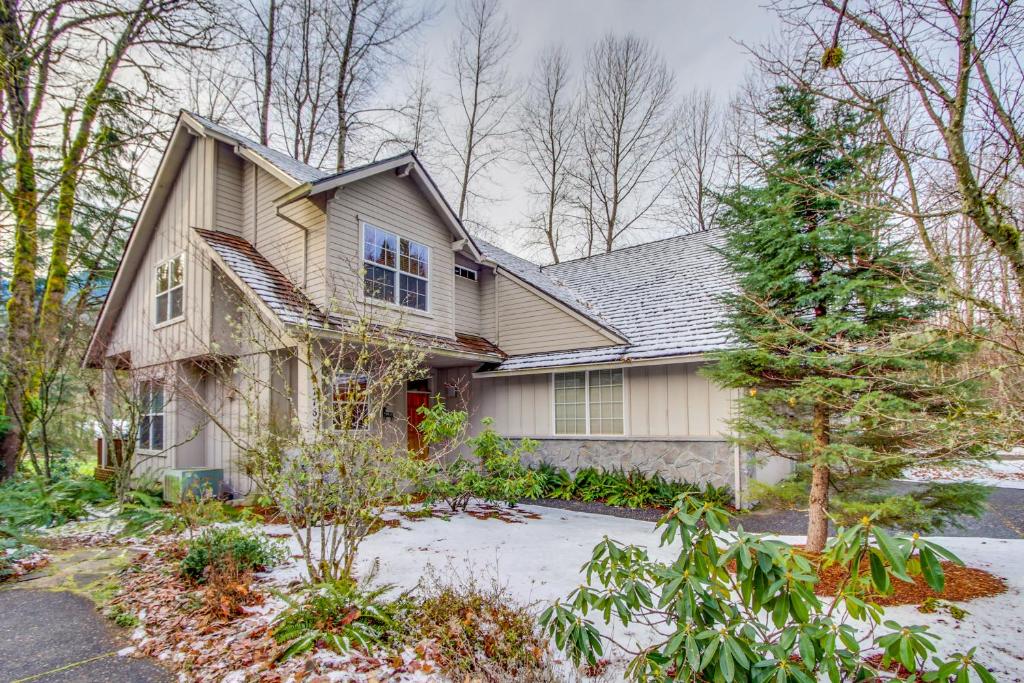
[{"x1": 407, "y1": 391, "x2": 430, "y2": 455}]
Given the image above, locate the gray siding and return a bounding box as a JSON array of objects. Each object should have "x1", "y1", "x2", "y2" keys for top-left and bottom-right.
[
  {"x1": 492, "y1": 274, "x2": 613, "y2": 355},
  {"x1": 324, "y1": 173, "x2": 456, "y2": 339},
  {"x1": 453, "y1": 256, "x2": 481, "y2": 335},
  {"x1": 215, "y1": 142, "x2": 244, "y2": 235},
  {"x1": 472, "y1": 362, "x2": 733, "y2": 439}
]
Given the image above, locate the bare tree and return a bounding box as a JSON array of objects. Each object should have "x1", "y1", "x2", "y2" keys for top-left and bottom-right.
[
  {"x1": 672, "y1": 89, "x2": 728, "y2": 232},
  {"x1": 329, "y1": 0, "x2": 431, "y2": 171},
  {"x1": 576, "y1": 34, "x2": 677, "y2": 254},
  {"x1": 373, "y1": 55, "x2": 442, "y2": 161},
  {"x1": 519, "y1": 46, "x2": 577, "y2": 263},
  {"x1": 443, "y1": 0, "x2": 518, "y2": 223}
]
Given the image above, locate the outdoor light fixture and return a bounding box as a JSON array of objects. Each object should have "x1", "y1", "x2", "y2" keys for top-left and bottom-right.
[{"x1": 381, "y1": 406, "x2": 395, "y2": 421}]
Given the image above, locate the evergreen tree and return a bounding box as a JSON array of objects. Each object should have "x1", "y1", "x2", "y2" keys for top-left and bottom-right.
[{"x1": 707, "y1": 87, "x2": 995, "y2": 552}]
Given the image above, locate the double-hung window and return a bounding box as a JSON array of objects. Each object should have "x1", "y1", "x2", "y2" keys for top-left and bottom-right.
[
  {"x1": 362, "y1": 223, "x2": 429, "y2": 311},
  {"x1": 333, "y1": 374, "x2": 369, "y2": 431},
  {"x1": 553, "y1": 369, "x2": 624, "y2": 435},
  {"x1": 155, "y1": 254, "x2": 184, "y2": 325},
  {"x1": 138, "y1": 382, "x2": 165, "y2": 451}
]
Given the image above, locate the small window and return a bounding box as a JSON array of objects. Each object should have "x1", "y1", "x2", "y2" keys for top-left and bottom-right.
[
  {"x1": 553, "y1": 369, "x2": 624, "y2": 435},
  {"x1": 362, "y1": 223, "x2": 429, "y2": 311},
  {"x1": 155, "y1": 254, "x2": 184, "y2": 325},
  {"x1": 138, "y1": 382, "x2": 165, "y2": 451},
  {"x1": 455, "y1": 265, "x2": 478, "y2": 281},
  {"x1": 333, "y1": 374, "x2": 369, "y2": 430}
]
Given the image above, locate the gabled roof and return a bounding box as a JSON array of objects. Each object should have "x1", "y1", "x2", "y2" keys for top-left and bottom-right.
[
  {"x1": 481, "y1": 230, "x2": 734, "y2": 373},
  {"x1": 279, "y1": 151, "x2": 484, "y2": 261}
]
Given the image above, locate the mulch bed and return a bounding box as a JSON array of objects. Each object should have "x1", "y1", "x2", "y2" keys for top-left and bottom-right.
[{"x1": 814, "y1": 558, "x2": 1007, "y2": 607}]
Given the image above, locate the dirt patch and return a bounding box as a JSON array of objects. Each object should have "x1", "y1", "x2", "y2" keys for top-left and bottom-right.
[{"x1": 814, "y1": 559, "x2": 1007, "y2": 606}]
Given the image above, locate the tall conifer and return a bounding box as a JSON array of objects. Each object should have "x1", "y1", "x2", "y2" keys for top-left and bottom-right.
[{"x1": 708, "y1": 87, "x2": 993, "y2": 552}]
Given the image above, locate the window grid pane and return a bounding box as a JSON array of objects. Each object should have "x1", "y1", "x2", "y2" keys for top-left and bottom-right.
[
  {"x1": 554, "y1": 372, "x2": 586, "y2": 435},
  {"x1": 138, "y1": 383, "x2": 165, "y2": 450},
  {"x1": 399, "y1": 273, "x2": 428, "y2": 310},
  {"x1": 589, "y1": 369, "x2": 624, "y2": 435},
  {"x1": 363, "y1": 264, "x2": 396, "y2": 302}
]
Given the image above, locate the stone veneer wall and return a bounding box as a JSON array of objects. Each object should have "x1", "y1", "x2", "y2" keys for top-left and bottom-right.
[{"x1": 524, "y1": 438, "x2": 735, "y2": 490}]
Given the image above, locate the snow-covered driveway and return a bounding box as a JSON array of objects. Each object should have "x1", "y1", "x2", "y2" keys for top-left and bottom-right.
[{"x1": 266, "y1": 503, "x2": 1024, "y2": 680}]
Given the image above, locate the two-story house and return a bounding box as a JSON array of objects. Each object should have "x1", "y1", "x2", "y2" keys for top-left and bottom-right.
[{"x1": 85, "y1": 112, "x2": 789, "y2": 504}]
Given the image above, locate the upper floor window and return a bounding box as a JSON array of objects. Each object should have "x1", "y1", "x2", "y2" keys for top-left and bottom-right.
[
  {"x1": 554, "y1": 369, "x2": 624, "y2": 436},
  {"x1": 138, "y1": 381, "x2": 165, "y2": 451},
  {"x1": 155, "y1": 254, "x2": 184, "y2": 325},
  {"x1": 362, "y1": 222, "x2": 429, "y2": 312},
  {"x1": 455, "y1": 265, "x2": 478, "y2": 281}
]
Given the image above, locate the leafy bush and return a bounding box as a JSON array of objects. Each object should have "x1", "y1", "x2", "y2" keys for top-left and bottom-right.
[
  {"x1": 272, "y1": 579, "x2": 411, "y2": 660},
  {"x1": 0, "y1": 475, "x2": 113, "y2": 530},
  {"x1": 533, "y1": 463, "x2": 733, "y2": 509},
  {"x1": 540, "y1": 495, "x2": 994, "y2": 682},
  {"x1": 180, "y1": 526, "x2": 286, "y2": 582},
  {"x1": 414, "y1": 412, "x2": 541, "y2": 511}
]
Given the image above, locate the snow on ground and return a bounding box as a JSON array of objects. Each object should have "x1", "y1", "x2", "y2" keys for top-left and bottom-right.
[
  {"x1": 901, "y1": 459, "x2": 1024, "y2": 489},
  {"x1": 263, "y1": 503, "x2": 1024, "y2": 680}
]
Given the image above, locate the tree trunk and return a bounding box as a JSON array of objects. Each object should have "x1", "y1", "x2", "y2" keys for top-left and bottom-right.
[
  {"x1": 805, "y1": 404, "x2": 831, "y2": 553},
  {"x1": 259, "y1": 0, "x2": 276, "y2": 146},
  {"x1": 334, "y1": 0, "x2": 359, "y2": 173}
]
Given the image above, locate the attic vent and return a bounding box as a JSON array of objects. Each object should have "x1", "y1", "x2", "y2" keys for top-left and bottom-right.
[{"x1": 454, "y1": 265, "x2": 478, "y2": 282}]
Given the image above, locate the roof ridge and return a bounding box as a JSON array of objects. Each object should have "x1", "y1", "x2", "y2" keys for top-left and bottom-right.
[{"x1": 544, "y1": 228, "x2": 721, "y2": 271}]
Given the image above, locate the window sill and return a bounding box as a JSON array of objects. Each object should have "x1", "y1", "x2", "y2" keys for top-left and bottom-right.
[
  {"x1": 153, "y1": 315, "x2": 185, "y2": 331},
  {"x1": 358, "y1": 296, "x2": 434, "y2": 320}
]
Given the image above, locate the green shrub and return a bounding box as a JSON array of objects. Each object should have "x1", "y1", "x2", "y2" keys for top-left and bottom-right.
[
  {"x1": 272, "y1": 579, "x2": 411, "y2": 660},
  {"x1": 180, "y1": 526, "x2": 286, "y2": 582},
  {"x1": 413, "y1": 412, "x2": 541, "y2": 511},
  {"x1": 540, "y1": 495, "x2": 995, "y2": 682},
  {"x1": 0, "y1": 475, "x2": 113, "y2": 530},
  {"x1": 532, "y1": 463, "x2": 733, "y2": 509}
]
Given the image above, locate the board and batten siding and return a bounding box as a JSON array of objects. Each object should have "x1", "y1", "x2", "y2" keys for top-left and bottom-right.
[
  {"x1": 241, "y1": 164, "x2": 328, "y2": 306},
  {"x1": 491, "y1": 274, "x2": 614, "y2": 355},
  {"x1": 472, "y1": 363, "x2": 732, "y2": 439},
  {"x1": 214, "y1": 142, "x2": 245, "y2": 235},
  {"x1": 324, "y1": 172, "x2": 456, "y2": 339},
  {"x1": 106, "y1": 136, "x2": 216, "y2": 367}
]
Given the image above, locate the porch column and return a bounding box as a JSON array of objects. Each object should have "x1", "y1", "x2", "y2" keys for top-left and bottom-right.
[{"x1": 294, "y1": 345, "x2": 322, "y2": 439}]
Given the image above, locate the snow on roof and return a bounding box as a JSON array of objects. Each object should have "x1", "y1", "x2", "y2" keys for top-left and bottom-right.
[
  {"x1": 483, "y1": 230, "x2": 735, "y2": 372},
  {"x1": 186, "y1": 112, "x2": 329, "y2": 185}
]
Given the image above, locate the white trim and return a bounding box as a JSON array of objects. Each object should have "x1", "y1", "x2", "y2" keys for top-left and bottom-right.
[
  {"x1": 551, "y1": 368, "x2": 625, "y2": 437},
  {"x1": 153, "y1": 253, "x2": 186, "y2": 328},
  {"x1": 473, "y1": 353, "x2": 709, "y2": 379},
  {"x1": 359, "y1": 221, "x2": 432, "y2": 315}
]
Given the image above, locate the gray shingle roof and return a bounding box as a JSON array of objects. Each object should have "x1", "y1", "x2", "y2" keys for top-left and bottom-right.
[
  {"x1": 186, "y1": 112, "x2": 329, "y2": 185},
  {"x1": 484, "y1": 230, "x2": 734, "y2": 372}
]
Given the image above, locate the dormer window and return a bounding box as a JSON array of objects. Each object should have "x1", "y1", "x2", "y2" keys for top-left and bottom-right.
[
  {"x1": 362, "y1": 222, "x2": 429, "y2": 312},
  {"x1": 155, "y1": 254, "x2": 184, "y2": 325},
  {"x1": 455, "y1": 265, "x2": 478, "y2": 281}
]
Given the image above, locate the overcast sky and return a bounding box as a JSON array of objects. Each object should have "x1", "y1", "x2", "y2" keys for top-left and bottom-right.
[{"x1": 406, "y1": 1, "x2": 780, "y2": 257}]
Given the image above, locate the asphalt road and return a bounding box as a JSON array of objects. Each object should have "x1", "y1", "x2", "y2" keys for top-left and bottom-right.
[
  {"x1": 533, "y1": 484, "x2": 1024, "y2": 539},
  {"x1": 0, "y1": 590, "x2": 170, "y2": 683}
]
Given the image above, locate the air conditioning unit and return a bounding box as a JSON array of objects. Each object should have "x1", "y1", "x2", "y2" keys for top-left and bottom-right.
[{"x1": 163, "y1": 468, "x2": 224, "y2": 504}]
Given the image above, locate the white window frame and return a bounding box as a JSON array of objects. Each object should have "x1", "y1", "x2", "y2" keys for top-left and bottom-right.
[
  {"x1": 332, "y1": 373, "x2": 370, "y2": 432},
  {"x1": 153, "y1": 253, "x2": 186, "y2": 327},
  {"x1": 137, "y1": 381, "x2": 167, "y2": 454},
  {"x1": 454, "y1": 264, "x2": 478, "y2": 281},
  {"x1": 360, "y1": 221, "x2": 431, "y2": 313},
  {"x1": 551, "y1": 368, "x2": 627, "y2": 436}
]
